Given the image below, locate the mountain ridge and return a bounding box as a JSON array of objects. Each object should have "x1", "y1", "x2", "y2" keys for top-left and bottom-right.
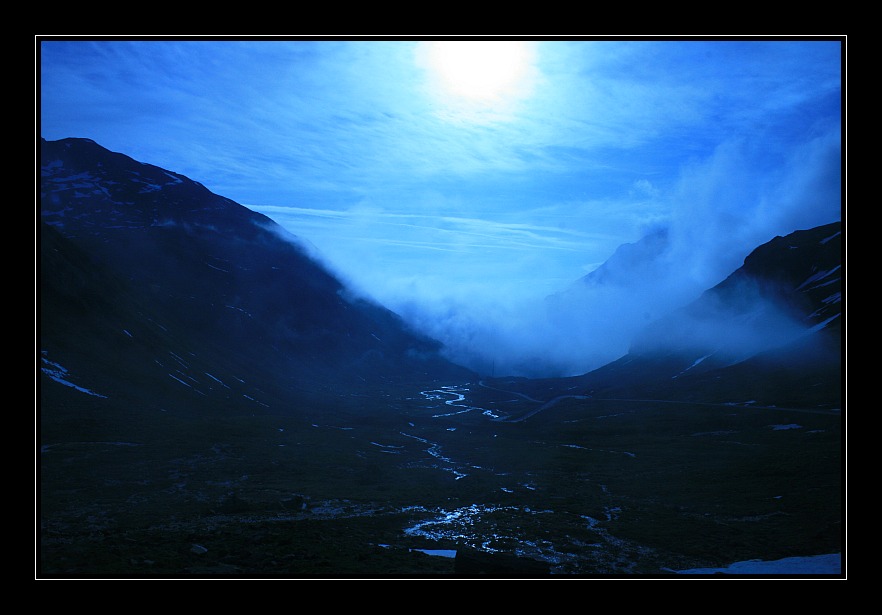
[
  {"x1": 498, "y1": 221, "x2": 842, "y2": 411},
  {"x1": 40, "y1": 137, "x2": 475, "y2": 415}
]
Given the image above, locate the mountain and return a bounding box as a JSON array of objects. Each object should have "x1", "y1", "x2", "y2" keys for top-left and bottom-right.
[
  {"x1": 630, "y1": 221, "x2": 841, "y2": 358},
  {"x1": 541, "y1": 227, "x2": 703, "y2": 377},
  {"x1": 511, "y1": 222, "x2": 842, "y2": 410},
  {"x1": 570, "y1": 226, "x2": 670, "y2": 289},
  {"x1": 39, "y1": 137, "x2": 474, "y2": 419},
  {"x1": 37, "y1": 139, "x2": 842, "y2": 577}
]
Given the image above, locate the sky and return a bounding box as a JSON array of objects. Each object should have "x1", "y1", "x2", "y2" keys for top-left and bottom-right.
[{"x1": 37, "y1": 36, "x2": 844, "y2": 377}]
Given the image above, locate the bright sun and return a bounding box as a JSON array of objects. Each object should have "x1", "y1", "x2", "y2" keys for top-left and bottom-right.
[{"x1": 418, "y1": 40, "x2": 536, "y2": 117}]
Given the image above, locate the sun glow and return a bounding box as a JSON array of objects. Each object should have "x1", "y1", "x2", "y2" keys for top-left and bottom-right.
[{"x1": 418, "y1": 40, "x2": 537, "y2": 120}]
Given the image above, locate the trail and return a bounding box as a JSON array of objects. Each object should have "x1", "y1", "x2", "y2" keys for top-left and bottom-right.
[
  {"x1": 477, "y1": 380, "x2": 542, "y2": 403},
  {"x1": 584, "y1": 398, "x2": 842, "y2": 416},
  {"x1": 477, "y1": 381, "x2": 839, "y2": 422},
  {"x1": 478, "y1": 381, "x2": 588, "y2": 423},
  {"x1": 502, "y1": 394, "x2": 590, "y2": 423}
]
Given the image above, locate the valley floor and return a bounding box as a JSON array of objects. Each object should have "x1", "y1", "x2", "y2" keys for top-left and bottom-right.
[{"x1": 38, "y1": 378, "x2": 844, "y2": 578}]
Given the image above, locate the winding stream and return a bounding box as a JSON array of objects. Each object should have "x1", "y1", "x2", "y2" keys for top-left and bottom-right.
[{"x1": 419, "y1": 385, "x2": 502, "y2": 419}]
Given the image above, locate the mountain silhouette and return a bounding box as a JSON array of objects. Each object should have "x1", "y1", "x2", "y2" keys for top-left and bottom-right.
[
  {"x1": 40, "y1": 137, "x2": 474, "y2": 420},
  {"x1": 507, "y1": 222, "x2": 842, "y2": 410}
]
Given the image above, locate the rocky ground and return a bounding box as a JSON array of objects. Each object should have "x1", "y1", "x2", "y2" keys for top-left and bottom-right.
[{"x1": 38, "y1": 381, "x2": 843, "y2": 578}]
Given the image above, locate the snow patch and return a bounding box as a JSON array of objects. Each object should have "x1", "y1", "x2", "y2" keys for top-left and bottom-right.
[
  {"x1": 675, "y1": 553, "x2": 840, "y2": 575},
  {"x1": 41, "y1": 353, "x2": 107, "y2": 398}
]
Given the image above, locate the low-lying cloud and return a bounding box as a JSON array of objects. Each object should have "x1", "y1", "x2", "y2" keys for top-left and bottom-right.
[{"x1": 255, "y1": 124, "x2": 842, "y2": 379}]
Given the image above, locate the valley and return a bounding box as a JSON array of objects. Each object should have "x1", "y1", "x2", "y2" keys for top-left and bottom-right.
[
  {"x1": 39, "y1": 376, "x2": 842, "y2": 577},
  {"x1": 37, "y1": 137, "x2": 843, "y2": 578}
]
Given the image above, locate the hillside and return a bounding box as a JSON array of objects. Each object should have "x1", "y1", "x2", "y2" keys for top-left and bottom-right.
[
  {"x1": 40, "y1": 137, "x2": 474, "y2": 413},
  {"x1": 37, "y1": 138, "x2": 843, "y2": 578},
  {"x1": 493, "y1": 222, "x2": 842, "y2": 411}
]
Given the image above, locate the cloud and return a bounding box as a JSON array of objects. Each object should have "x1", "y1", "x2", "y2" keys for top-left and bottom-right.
[
  {"x1": 248, "y1": 113, "x2": 840, "y2": 380},
  {"x1": 630, "y1": 274, "x2": 814, "y2": 361},
  {"x1": 396, "y1": 126, "x2": 840, "y2": 378},
  {"x1": 41, "y1": 39, "x2": 841, "y2": 379},
  {"x1": 665, "y1": 121, "x2": 842, "y2": 287},
  {"x1": 630, "y1": 179, "x2": 660, "y2": 199}
]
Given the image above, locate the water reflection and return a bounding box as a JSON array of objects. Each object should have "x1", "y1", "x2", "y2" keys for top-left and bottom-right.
[
  {"x1": 419, "y1": 385, "x2": 501, "y2": 419},
  {"x1": 404, "y1": 503, "x2": 526, "y2": 549},
  {"x1": 401, "y1": 432, "x2": 468, "y2": 480}
]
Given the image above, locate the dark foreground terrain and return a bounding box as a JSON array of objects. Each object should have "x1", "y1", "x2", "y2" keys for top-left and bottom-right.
[
  {"x1": 37, "y1": 138, "x2": 844, "y2": 578},
  {"x1": 39, "y1": 378, "x2": 842, "y2": 578}
]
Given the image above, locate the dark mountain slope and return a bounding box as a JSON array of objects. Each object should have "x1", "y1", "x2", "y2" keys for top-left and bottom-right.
[
  {"x1": 579, "y1": 221, "x2": 842, "y2": 408},
  {"x1": 39, "y1": 137, "x2": 474, "y2": 418},
  {"x1": 631, "y1": 222, "x2": 841, "y2": 354},
  {"x1": 488, "y1": 222, "x2": 842, "y2": 411}
]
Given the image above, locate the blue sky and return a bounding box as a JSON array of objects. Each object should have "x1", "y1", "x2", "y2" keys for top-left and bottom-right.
[{"x1": 38, "y1": 37, "x2": 843, "y2": 377}]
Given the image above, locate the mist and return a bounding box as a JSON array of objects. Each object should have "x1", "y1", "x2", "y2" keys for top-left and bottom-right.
[
  {"x1": 285, "y1": 125, "x2": 842, "y2": 379},
  {"x1": 629, "y1": 274, "x2": 820, "y2": 363}
]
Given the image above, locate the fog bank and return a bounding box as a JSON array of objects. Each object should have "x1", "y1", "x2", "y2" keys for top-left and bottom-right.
[
  {"x1": 251, "y1": 119, "x2": 841, "y2": 380},
  {"x1": 362, "y1": 129, "x2": 843, "y2": 377}
]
